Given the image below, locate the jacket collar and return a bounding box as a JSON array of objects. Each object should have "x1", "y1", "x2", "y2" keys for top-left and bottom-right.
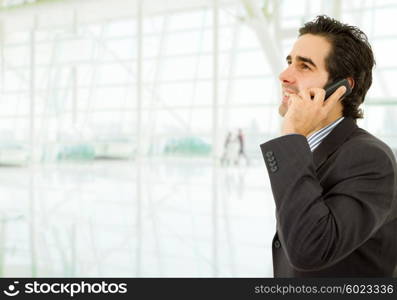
[{"x1": 313, "y1": 117, "x2": 358, "y2": 169}]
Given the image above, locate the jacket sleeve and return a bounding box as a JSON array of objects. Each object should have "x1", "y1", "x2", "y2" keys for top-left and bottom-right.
[{"x1": 260, "y1": 134, "x2": 396, "y2": 271}]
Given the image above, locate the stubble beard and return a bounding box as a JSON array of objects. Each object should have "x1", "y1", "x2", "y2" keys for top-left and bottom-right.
[{"x1": 278, "y1": 103, "x2": 287, "y2": 117}]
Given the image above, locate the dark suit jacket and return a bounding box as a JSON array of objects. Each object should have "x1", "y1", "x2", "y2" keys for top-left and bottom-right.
[{"x1": 260, "y1": 117, "x2": 397, "y2": 277}]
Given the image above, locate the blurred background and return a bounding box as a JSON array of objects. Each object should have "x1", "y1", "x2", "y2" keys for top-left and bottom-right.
[{"x1": 0, "y1": 0, "x2": 396, "y2": 277}]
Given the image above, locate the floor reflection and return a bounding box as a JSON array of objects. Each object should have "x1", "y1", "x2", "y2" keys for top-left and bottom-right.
[{"x1": 0, "y1": 157, "x2": 276, "y2": 277}]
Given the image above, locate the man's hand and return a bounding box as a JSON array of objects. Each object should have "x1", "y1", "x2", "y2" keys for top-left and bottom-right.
[{"x1": 282, "y1": 86, "x2": 346, "y2": 136}]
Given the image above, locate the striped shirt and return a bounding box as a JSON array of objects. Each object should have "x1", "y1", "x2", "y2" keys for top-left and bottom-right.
[{"x1": 307, "y1": 117, "x2": 344, "y2": 152}]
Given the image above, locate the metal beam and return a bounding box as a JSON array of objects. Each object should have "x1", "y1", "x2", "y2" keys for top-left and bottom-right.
[{"x1": 240, "y1": 0, "x2": 283, "y2": 76}]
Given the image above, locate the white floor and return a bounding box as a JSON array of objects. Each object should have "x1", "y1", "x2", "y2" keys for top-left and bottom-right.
[{"x1": 0, "y1": 157, "x2": 276, "y2": 277}]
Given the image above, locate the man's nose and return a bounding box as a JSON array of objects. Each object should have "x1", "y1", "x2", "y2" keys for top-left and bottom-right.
[{"x1": 279, "y1": 66, "x2": 295, "y2": 84}]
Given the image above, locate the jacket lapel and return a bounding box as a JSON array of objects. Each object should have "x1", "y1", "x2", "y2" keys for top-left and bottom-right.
[{"x1": 313, "y1": 117, "x2": 358, "y2": 170}]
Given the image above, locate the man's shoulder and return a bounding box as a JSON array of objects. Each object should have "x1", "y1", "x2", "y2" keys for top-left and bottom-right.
[{"x1": 341, "y1": 126, "x2": 396, "y2": 164}]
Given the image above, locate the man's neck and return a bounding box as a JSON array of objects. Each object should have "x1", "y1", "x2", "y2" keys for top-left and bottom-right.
[{"x1": 307, "y1": 114, "x2": 343, "y2": 137}]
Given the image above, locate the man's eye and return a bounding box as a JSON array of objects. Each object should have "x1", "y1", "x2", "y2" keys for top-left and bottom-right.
[{"x1": 301, "y1": 64, "x2": 310, "y2": 70}]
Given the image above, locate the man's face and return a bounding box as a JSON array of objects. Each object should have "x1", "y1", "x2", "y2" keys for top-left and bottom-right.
[{"x1": 278, "y1": 34, "x2": 331, "y2": 116}]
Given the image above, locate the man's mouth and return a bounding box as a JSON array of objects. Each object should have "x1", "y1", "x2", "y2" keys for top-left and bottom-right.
[
  {"x1": 282, "y1": 92, "x2": 290, "y2": 104},
  {"x1": 282, "y1": 89, "x2": 296, "y2": 104}
]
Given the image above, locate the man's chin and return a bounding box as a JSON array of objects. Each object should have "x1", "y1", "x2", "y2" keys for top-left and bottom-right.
[{"x1": 278, "y1": 103, "x2": 287, "y2": 117}]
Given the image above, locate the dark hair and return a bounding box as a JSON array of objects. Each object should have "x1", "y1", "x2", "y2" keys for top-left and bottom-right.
[{"x1": 299, "y1": 15, "x2": 375, "y2": 119}]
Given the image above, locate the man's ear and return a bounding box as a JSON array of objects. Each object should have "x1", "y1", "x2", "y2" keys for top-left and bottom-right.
[{"x1": 347, "y1": 77, "x2": 355, "y2": 89}]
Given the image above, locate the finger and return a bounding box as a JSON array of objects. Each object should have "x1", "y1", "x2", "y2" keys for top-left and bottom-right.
[
  {"x1": 323, "y1": 86, "x2": 346, "y2": 112},
  {"x1": 287, "y1": 93, "x2": 301, "y2": 105},
  {"x1": 299, "y1": 88, "x2": 312, "y2": 103},
  {"x1": 309, "y1": 88, "x2": 326, "y2": 105}
]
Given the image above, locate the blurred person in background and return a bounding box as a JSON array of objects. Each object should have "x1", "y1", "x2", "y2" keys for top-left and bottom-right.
[
  {"x1": 221, "y1": 131, "x2": 233, "y2": 166},
  {"x1": 235, "y1": 128, "x2": 249, "y2": 166}
]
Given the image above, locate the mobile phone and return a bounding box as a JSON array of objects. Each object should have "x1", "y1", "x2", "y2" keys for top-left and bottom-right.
[{"x1": 324, "y1": 78, "x2": 352, "y2": 100}]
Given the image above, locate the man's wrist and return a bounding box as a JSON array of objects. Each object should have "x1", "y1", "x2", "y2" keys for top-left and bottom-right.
[{"x1": 282, "y1": 128, "x2": 305, "y2": 136}]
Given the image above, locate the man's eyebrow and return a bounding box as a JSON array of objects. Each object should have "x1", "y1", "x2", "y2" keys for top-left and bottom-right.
[{"x1": 286, "y1": 55, "x2": 317, "y2": 68}]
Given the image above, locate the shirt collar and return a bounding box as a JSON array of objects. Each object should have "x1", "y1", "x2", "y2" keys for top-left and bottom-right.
[{"x1": 307, "y1": 117, "x2": 344, "y2": 152}]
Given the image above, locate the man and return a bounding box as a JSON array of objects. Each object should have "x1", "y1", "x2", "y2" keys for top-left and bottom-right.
[
  {"x1": 260, "y1": 15, "x2": 397, "y2": 277},
  {"x1": 236, "y1": 128, "x2": 249, "y2": 166}
]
